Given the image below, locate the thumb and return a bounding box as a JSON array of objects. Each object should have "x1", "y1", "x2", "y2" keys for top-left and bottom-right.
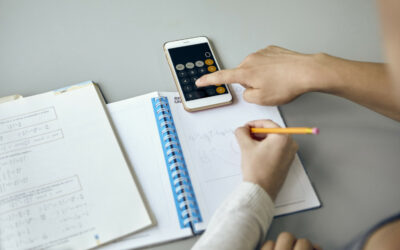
[
  {"x1": 234, "y1": 125, "x2": 254, "y2": 150},
  {"x1": 196, "y1": 68, "x2": 244, "y2": 87},
  {"x1": 243, "y1": 88, "x2": 262, "y2": 104}
]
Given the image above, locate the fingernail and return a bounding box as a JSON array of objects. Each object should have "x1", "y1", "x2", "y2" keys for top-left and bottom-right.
[{"x1": 195, "y1": 77, "x2": 204, "y2": 86}]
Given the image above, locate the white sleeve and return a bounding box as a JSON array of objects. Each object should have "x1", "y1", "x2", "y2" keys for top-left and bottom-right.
[{"x1": 192, "y1": 182, "x2": 275, "y2": 250}]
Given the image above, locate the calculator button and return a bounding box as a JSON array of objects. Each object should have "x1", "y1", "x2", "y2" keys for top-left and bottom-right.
[
  {"x1": 198, "y1": 67, "x2": 207, "y2": 74},
  {"x1": 188, "y1": 91, "x2": 205, "y2": 99},
  {"x1": 208, "y1": 66, "x2": 217, "y2": 72},
  {"x1": 195, "y1": 60, "x2": 204, "y2": 67},
  {"x1": 176, "y1": 64, "x2": 185, "y2": 70},
  {"x1": 216, "y1": 86, "x2": 226, "y2": 94},
  {"x1": 205, "y1": 59, "x2": 214, "y2": 65},
  {"x1": 186, "y1": 62, "x2": 195, "y2": 69},
  {"x1": 194, "y1": 90, "x2": 206, "y2": 98},
  {"x1": 181, "y1": 78, "x2": 190, "y2": 85},
  {"x1": 206, "y1": 88, "x2": 216, "y2": 95},
  {"x1": 185, "y1": 92, "x2": 195, "y2": 100},
  {"x1": 188, "y1": 69, "x2": 197, "y2": 75},
  {"x1": 178, "y1": 71, "x2": 187, "y2": 77},
  {"x1": 186, "y1": 90, "x2": 205, "y2": 100},
  {"x1": 190, "y1": 76, "x2": 199, "y2": 83},
  {"x1": 182, "y1": 85, "x2": 193, "y2": 92}
]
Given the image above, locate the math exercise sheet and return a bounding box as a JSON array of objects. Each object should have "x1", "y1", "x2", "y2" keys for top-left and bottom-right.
[{"x1": 0, "y1": 84, "x2": 151, "y2": 250}]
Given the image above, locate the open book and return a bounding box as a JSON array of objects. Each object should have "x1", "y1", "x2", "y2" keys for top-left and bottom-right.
[
  {"x1": 102, "y1": 84, "x2": 320, "y2": 249},
  {"x1": 0, "y1": 82, "x2": 152, "y2": 249}
]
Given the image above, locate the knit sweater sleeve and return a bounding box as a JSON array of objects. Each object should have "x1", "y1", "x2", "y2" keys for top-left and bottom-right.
[{"x1": 192, "y1": 182, "x2": 275, "y2": 250}]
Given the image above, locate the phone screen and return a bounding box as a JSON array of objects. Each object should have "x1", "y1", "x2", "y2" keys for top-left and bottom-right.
[{"x1": 168, "y1": 43, "x2": 228, "y2": 101}]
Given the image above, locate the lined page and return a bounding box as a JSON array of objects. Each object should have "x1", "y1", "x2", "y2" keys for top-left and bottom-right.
[
  {"x1": 101, "y1": 93, "x2": 192, "y2": 250},
  {"x1": 0, "y1": 84, "x2": 151, "y2": 249},
  {"x1": 165, "y1": 84, "x2": 320, "y2": 232}
]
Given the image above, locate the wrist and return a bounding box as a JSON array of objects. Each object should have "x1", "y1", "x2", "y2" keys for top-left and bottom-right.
[
  {"x1": 260, "y1": 183, "x2": 279, "y2": 201},
  {"x1": 244, "y1": 177, "x2": 279, "y2": 201},
  {"x1": 307, "y1": 53, "x2": 346, "y2": 94}
]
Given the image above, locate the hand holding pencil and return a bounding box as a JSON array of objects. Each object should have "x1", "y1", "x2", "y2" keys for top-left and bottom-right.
[{"x1": 235, "y1": 120, "x2": 299, "y2": 200}]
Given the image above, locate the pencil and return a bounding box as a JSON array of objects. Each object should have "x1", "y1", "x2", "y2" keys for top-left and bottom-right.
[{"x1": 250, "y1": 127, "x2": 320, "y2": 135}]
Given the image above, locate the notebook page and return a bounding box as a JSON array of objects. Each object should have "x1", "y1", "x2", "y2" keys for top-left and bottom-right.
[
  {"x1": 164, "y1": 85, "x2": 320, "y2": 232},
  {"x1": 0, "y1": 84, "x2": 151, "y2": 249},
  {"x1": 101, "y1": 93, "x2": 192, "y2": 250}
]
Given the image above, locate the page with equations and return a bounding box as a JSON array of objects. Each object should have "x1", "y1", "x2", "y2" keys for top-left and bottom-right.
[{"x1": 0, "y1": 84, "x2": 151, "y2": 250}]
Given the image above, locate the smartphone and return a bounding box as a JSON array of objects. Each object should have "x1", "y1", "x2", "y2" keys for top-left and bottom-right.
[{"x1": 164, "y1": 36, "x2": 233, "y2": 112}]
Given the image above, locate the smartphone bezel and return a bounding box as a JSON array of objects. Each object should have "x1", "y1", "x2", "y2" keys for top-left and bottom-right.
[{"x1": 163, "y1": 36, "x2": 233, "y2": 112}]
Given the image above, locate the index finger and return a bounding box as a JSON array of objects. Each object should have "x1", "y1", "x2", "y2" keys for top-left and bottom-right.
[
  {"x1": 195, "y1": 68, "x2": 245, "y2": 87},
  {"x1": 247, "y1": 120, "x2": 280, "y2": 140},
  {"x1": 247, "y1": 119, "x2": 281, "y2": 129},
  {"x1": 247, "y1": 120, "x2": 291, "y2": 142}
]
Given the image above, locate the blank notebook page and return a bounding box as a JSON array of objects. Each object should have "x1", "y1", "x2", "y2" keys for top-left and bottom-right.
[
  {"x1": 102, "y1": 92, "x2": 193, "y2": 250},
  {"x1": 165, "y1": 84, "x2": 320, "y2": 232}
]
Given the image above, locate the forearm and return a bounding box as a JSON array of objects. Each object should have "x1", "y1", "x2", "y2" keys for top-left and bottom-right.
[
  {"x1": 192, "y1": 182, "x2": 275, "y2": 250},
  {"x1": 311, "y1": 54, "x2": 400, "y2": 121}
]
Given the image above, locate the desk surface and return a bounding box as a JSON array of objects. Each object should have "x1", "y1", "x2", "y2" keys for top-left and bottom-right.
[{"x1": 1, "y1": 1, "x2": 400, "y2": 249}]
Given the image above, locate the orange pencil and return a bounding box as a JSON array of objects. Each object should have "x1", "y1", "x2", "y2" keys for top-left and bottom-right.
[{"x1": 250, "y1": 127, "x2": 320, "y2": 135}]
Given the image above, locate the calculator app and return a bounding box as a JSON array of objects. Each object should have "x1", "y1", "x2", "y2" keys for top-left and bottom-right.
[{"x1": 168, "y1": 43, "x2": 228, "y2": 101}]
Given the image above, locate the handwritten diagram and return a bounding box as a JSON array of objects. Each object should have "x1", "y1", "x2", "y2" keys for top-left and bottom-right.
[{"x1": 185, "y1": 128, "x2": 242, "y2": 182}]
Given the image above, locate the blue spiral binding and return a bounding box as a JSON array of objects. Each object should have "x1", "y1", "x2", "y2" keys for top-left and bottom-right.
[{"x1": 151, "y1": 96, "x2": 202, "y2": 229}]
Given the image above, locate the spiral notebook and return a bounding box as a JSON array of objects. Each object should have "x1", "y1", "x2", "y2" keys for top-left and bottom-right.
[{"x1": 101, "y1": 84, "x2": 320, "y2": 249}]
